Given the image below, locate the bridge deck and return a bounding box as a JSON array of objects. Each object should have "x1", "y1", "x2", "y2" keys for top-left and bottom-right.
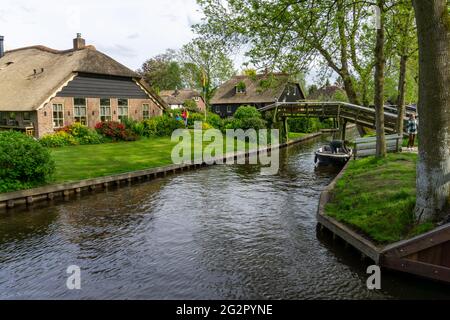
[{"x1": 260, "y1": 101, "x2": 409, "y2": 133}]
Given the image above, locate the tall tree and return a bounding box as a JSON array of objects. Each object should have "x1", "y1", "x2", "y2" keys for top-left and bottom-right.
[
  {"x1": 138, "y1": 49, "x2": 183, "y2": 92},
  {"x1": 386, "y1": 0, "x2": 418, "y2": 134},
  {"x1": 179, "y1": 38, "x2": 235, "y2": 103},
  {"x1": 412, "y1": 0, "x2": 450, "y2": 221},
  {"x1": 374, "y1": 0, "x2": 387, "y2": 157}
]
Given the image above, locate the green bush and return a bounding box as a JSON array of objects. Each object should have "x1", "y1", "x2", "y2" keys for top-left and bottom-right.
[
  {"x1": 288, "y1": 117, "x2": 333, "y2": 133},
  {"x1": 187, "y1": 113, "x2": 206, "y2": 127},
  {"x1": 240, "y1": 117, "x2": 267, "y2": 130},
  {"x1": 183, "y1": 99, "x2": 200, "y2": 112},
  {"x1": 142, "y1": 116, "x2": 185, "y2": 137},
  {"x1": 40, "y1": 123, "x2": 104, "y2": 147},
  {"x1": 222, "y1": 117, "x2": 267, "y2": 131},
  {"x1": 40, "y1": 131, "x2": 79, "y2": 148},
  {"x1": 206, "y1": 113, "x2": 223, "y2": 129},
  {"x1": 234, "y1": 106, "x2": 262, "y2": 120},
  {"x1": 0, "y1": 131, "x2": 55, "y2": 192}
]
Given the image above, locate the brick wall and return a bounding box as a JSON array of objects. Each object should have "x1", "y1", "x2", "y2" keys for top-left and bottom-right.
[{"x1": 35, "y1": 97, "x2": 164, "y2": 138}]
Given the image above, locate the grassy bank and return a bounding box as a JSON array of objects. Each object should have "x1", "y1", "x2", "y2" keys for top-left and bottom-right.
[
  {"x1": 325, "y1": 153, "x2": 434, "y2": 244},
  {"x1": 51, "y1": 131, "x2": 315, "y2": 183}
]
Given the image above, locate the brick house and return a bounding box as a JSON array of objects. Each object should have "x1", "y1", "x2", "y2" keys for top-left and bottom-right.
[
  {"x1": 0, "y1": 34, "x2": 167, "y2": 138},
  {"x1": 160, "y1": 89, "x2": 206, "y2": 112},
  {"x1": 210, "y1": 73, "x2": 306, "y2": 118}
]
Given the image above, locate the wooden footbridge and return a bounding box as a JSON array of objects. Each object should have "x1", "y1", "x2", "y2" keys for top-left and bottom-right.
[{"x1": 260, "y1": 101, "x2": 410, "y2": 139}]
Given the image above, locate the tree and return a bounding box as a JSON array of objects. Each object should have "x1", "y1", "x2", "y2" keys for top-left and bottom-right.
[
  {"x1": 386, "y1": 0, "x2": 418, "y2": 134},
  {"x1": 374, "y1": 0, "x2": 387, "y2": 157},
  {"x1": 138, "y1": 49, "x2": 183, "y2": 92},
  {"x1": 412, "y1": 0, "x2": 450, "y2": 222},
  {"x1": 179, "y1": 38, "x2": 235, "y2": 103}
]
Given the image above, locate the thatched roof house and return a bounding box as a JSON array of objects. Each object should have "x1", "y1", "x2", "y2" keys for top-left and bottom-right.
[
  {"x1": 210, "y1": 73, "x2": 306, "y2": 117},
  {"x1": 0, "y1": 34, "x2": 166, "y2": 137},
  {"x1": 160, "y1": 89, "x2": 206, "y2": 111}
]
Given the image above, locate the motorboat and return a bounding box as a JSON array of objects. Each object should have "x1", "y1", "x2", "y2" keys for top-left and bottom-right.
[{"x1": 314, "y1": 145, "x2": 352, "y2": 166}]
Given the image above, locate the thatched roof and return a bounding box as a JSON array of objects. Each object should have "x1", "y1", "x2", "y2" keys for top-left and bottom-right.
[
  {"x1": 0, "y1": 45, "x2": 156, "y2": 111},
  {"x1": 160, "y1": 89, "x2": 203, "y2": 105},
  {"x1": 210, "y1": 73, "x2": 298, "y2": 105}
]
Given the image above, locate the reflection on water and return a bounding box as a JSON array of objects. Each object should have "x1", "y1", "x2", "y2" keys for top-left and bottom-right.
[{"x1": 0, "y1": 135, "x2": 449, "y2": 299}]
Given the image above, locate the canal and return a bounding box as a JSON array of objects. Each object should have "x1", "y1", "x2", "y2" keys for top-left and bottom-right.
[{"x1": 0, "y1": 135, "x2": 449, "y2": 299}]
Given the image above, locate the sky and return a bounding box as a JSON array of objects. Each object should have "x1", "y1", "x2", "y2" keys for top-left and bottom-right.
[
  {"x1": 0, "y1": 0, "x2": 320, "y2": 85},
  {"x1": 0, "y1": 0, "x2": 205, "y2": 71}
]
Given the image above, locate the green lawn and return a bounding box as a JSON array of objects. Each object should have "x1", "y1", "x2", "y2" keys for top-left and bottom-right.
[
  {"x1": 288, "y1": 132, "x2": 308, "y2": 140},
  {"x1": 51, "y1": 138, "x2": 178, "y2": 182},
  {"x1": 50, "y1": 135, "x2": 258, "y2": 183},
  {"x1": 325, "y1": 153, "x2": 434, "y2": 244}
]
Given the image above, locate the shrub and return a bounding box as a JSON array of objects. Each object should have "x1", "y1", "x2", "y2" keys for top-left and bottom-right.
[
  {"x1": 222, "y1": 117, "x2": 266, "y2": 131},
  {"x1": 63, "y1": 123, "x2": 104, "y2": 145},
  {"x1": 206, "y1": 113, "x2": 223, "y2": 129},
  {"x1": 41, "y1": 123, "x2": 104, "y2": 147},
  {"x1": 142, "y1": 116, "x2": 185, "y2": 137},
  {"x1": 40, "y1": 131, "x2": 79, "y2": 148},
  {"x1": 95, "y1": 121, "x2": 137, "y2": 141},
  {"x1": 183, "y1": 99, "x2": 199, "y2": 112},
  {"x1": 240, "y1": 117, "x2": 267, "y2": 130},
  {"x1": 0, "y1": 131, "x2": 55, "y2": 192},
  {"x1": 234, "y1": 106, "x2": 262, "y2": 120},
  {"x1": 187, "y1": 113, "x2": 206, "y2": 127}
]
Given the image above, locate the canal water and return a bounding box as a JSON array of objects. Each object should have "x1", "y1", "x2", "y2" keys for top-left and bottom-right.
[{"x1": 0, "y1": 136, "x2": 449, "y2": 299}]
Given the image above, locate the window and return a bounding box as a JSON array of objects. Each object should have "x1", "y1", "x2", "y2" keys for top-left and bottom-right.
[
  {"x1": 100, "y1": 99, "x2": 112, "y2": 122},
  {"x1": 227, "y1": 106, "x2": 232, "y2": 113},
  {"x1": 143, "y1": 104, "x2": 150, "y2": 120},
  {"x1": 23, "y1": 112, "x2": 31, "y2": 121},
  {"x1": 53, "y1": 104, "x2": 64, "y2": 128},
  {"x1": 193, "y1": 96, "x2": 200, "y2": 102},
  {"x1": 9, "y1": 112, "x2": 16, "y2": 120},
  {"x1": 74, "y1": 98, "x2": 87, "y2": 125},
  {"x1": 118, "y1": 99, "x2": 128, "y2": 122}
]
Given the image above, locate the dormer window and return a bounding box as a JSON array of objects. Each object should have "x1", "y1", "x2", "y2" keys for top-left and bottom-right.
[{"x1": 236, "y1": 81, "x2": 246, "y2": 94}]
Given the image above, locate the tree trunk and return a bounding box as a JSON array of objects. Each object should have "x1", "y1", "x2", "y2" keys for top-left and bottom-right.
[
  {"x1": 413, "y1": 0, "x2": 450, "y2": 222},
  {"x1": 396, "y1": 55, "x2": 408, "y2": 135},
  {"x1": 374, "y1": 0, "x2": 386, "y2": 157}
]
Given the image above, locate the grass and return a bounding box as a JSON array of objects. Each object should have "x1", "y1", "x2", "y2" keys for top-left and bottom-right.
[
  {"x1": 288, "y1": 132, "x2": 308, "y2": 140},
  {"x1": 50, "y1": 134, "x2": 260, "y2": 183},
  {"x1": 325, "y1": 153, "x2": 435, "y2": 244}
]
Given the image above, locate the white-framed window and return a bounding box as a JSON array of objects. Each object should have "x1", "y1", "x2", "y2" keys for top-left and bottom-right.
[
  {"x1": 118, "y1": 99, "x2": 129, "y2": 122},
  {"x1": 193, "y1": 96, "x2": 200, "y2": 102},
  {"x1": 74, "y1": 98, "x2": 87, "y2": 125},
  {"x1": 227, "y1": 106, "x2": 232, "y2": 113},
  {"x1": 143, "y1": 104, "x2": 150, "y2": 120},
  {"x1": 100, "y1": 98, "x2": 112, "y2": 122},
  {"x1": 52, "y1": 104, "x2": 64, "y2": 128}
]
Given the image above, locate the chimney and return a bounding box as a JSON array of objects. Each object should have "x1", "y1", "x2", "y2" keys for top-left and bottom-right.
[
  {"x1": 73, "y1": 33, "x2": 85, "y2": 50},
  {"x1": 0, "y1": 36, "x2": 4, "y2": 58}
]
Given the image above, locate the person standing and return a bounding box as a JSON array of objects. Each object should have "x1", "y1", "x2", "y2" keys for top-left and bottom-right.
[
  {"x1": 406, "y1": 114, "x2": 418, "y2": 151},
  {"x1": 181, "y1": 109, "x2": 189, "y2": 128}
]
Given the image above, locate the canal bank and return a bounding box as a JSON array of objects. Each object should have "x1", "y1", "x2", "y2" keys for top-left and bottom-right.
[
  {"x1": 317, "y1": 158, "x2": 450, "y2": 284},
  {"x1": 1, "y1": 134, "x2": 449, "y2": 299},
  {"x1": 0, "y1": 132, "x2": 322, "y2": 210}
]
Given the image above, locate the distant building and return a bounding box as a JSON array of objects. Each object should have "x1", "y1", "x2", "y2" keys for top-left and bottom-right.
[
  {"x1": 0, "y1": 34, "x2": 167, "y2": 138},
  {"x1": 160, "y1": 89, "x2": 206, "y2": 112},
  {"x1": 308, "y1": 85, "x2": 346, "y2": 101},
  {"x1": 210, "y1": 73, "x2": 306, "y2": 118}
]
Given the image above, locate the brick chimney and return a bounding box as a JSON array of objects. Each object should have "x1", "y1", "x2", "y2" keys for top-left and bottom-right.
[
  {"x1": 73, "y1": 33, "x2": 85, "y2": 50},
  {"x1": 0, "y1": 36, "x2": 4, "y2": 58}
]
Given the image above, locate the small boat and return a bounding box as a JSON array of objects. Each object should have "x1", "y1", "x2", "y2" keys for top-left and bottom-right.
[{"x1": 314, "y1": 145, "x2": 352, "y2": 166}]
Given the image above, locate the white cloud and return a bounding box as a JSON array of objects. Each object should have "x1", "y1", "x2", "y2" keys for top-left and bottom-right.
[{"x1": 0, "y1": 0, "x2": 205, "y2": 70}]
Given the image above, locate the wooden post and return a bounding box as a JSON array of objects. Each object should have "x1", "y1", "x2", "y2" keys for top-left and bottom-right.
[
  {"x1": 283, "y1": 117, "x2": 289, "y2": 143},
  {"x1": 341, "y1": 119, "x2": 347, "y2": 141}
]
